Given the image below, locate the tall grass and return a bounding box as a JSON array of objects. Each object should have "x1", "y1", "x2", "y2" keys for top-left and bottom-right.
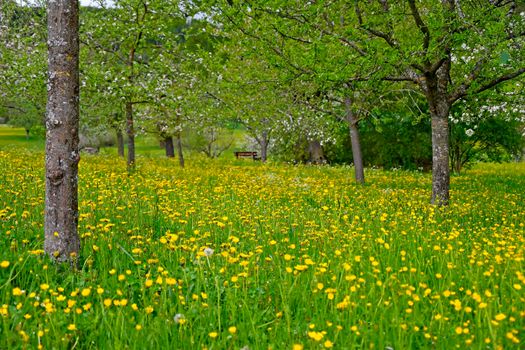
[{"x1": 0, "y1": 130, "x2": 523, "y2": 349}]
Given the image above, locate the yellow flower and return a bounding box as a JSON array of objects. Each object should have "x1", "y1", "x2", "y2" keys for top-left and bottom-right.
[
  {"x1": 81, "y1": 288, "x2": 91, "y2": 297},
  {"x1": 12, "y1": 287, "x2": 23, "y2": 296},
  {"x1": 292, "y1": 344, "x2": 304, "y2": 350},
  {"x1": 228, "y1": 326, "x2": 237, "y2": 334},
  {"x1": 494, "y1": 313, "x2": 506, "y2": 321},
  {"x1": 208, "y1": 331, "x2": 218, "y2": 339},
  {"x1": 324, "y1": 340, "x2": 334, "y2": 348},
  {"x1": 40, "y1": 284, "x2": 49, "y2": 291},
  {"x1": 513, "y1": 284, "x2": 522, "y2": 290},
  {"x1": 103, "y1": 299, "x2": 112, "y2": 307},
  {"x1": 67, "y1": 324, "x2": 77, "y2": 331},
  {"x1": 145, "y1": 279, "x2": 153, "y2": 288},
  {"x1": 145, "y1": 306, "x2": 154, "y2": 314},
  {"x1": 0, "y1": 261, "x2": 10, "y2": 268},
  {"x1": 455, "y1": 327, "x2": 463, "y2": 335},
  {"x1": 97, "y1": 287, "x2": 104, "y2": 294},
  {"x1": 307, "y1": 331, "x2": 324, "y2": 341},
  {"x1": 135, "y1": 324, "x2": 142, "y2": 331},
  {"x1": 19, "y1": 330, "x2": 29, "y2": 342}
]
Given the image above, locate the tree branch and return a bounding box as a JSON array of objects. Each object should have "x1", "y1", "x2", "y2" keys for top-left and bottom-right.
[
  {"x1": 450, "y1": 67, "x2": 525, "y2": 103},
  {"x1": 408, "y1": 0, "x2": 430, "y2": 63}
]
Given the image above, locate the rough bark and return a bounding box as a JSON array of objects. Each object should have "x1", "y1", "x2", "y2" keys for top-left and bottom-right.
[
  {"x1": 451, "y1": 144, "x2": 462, "y2": 174},
  {"x1": 44, "y1": 0, "x2": 81, "y2": 263},
  {"x1": 260, "y1": 130, "x2": 269, "y2": 162},
  {"x1": 125, "y1": 101, "x2": 135, "y2": 168},
  {"x1": 308, "y1": 140, "x2": 325, "y2": 164},
  {"x1": 164, "y1": 135, "x2": 175, "y2": 158},
  {"x1": 419, "y1": 57, "x2": 452, "y2": 205},
  {"x1": 176, "y1": 131, "x2": 184, "y2": 168},
  {"x1": 345, "y1": 97, "x2": 365, "y2": 184},
  {"x1": 116, "y1": 129, "x2": 124, "y2": 157},
  {"x1": 430, "y1": 105, "x2": 451, "y2": 205}
]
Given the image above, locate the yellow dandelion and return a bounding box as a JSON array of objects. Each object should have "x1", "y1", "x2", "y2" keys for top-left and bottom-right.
[
  {"x1": 208, "y1": 331, "x2": 218, "y2": 339},
  {"x1": 494, "y1": 313, "x2": 506, "y2": 321}
]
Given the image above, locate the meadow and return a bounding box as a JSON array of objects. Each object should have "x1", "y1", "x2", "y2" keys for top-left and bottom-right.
[{"x1": 0, "y1": 127, "x2": 524, "y2": 349}]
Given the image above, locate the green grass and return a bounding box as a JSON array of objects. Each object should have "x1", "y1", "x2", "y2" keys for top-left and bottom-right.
[
  {"x1": 0, "y1": 125, "x2": 45, "y2": 150},
  {"x1": 0, "y1": 128, "x2": 524, "y2": 349}
]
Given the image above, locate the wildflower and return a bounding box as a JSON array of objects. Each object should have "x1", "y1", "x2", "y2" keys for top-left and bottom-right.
[
  {"x1": 67, "y1": 324, "x2": 77, "y2": 331},
  {"x1": 307, "y1": 331, "x2": 324, "y2": 341},
  {"x1": 81, "y1": 288, "x2": 91, "y2": 297},
  {"x1": 204, "y1": 247, "x2": 214, "y2": 257},
  {"x1": 174, "y1": 313, "x2": 186, "y2": 324},
  {"x1": 40, "y1": 284, "x2": 49, "y2": 291},
  {"x1": 293, "y1": 345, "x2": 303, "y2": 350},
  {"x1": 494, "y1": 313, "x2": 506, "y2": 321},
  {"x1": 324, "y1": 340, "x2": 334, "y2": 348},
  {"x1": 12, "y1": 287, "x2": 23, "y2": 296},
  {"x1": 0, "y1": 261, "x2": 9, "y2": 268},
  {"x1": 228, "y1": 326, "x2": 237, "y2": 334},
  {"x1": 19, "y1": 330, "x2": 29, "y2": 342},
  {"x1": 208, "y1": 331, "x2": 218, "y2": 338}
]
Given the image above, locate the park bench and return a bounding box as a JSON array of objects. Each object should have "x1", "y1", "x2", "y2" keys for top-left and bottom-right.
[
  {"x1": 235, "y1": 151, "x2": 260, "y2": 160},
  {"x1": 81, "y1": 147, "x2": 99, "y2": 154}
]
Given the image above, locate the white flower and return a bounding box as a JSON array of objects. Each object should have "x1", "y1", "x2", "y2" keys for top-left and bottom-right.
[
  {"x1": 174, "y1": 313, "x2": 185, "y2": 324},
  {"x1": 465, "y1": 129, "x2": 475, "y2": 137},
  {"x1": 204, "y1": 247, "x2": 214, "y2": 257}
]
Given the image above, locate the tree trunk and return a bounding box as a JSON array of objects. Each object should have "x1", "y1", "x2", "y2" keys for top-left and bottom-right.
[
  {"x1": 260, "y1": 130, "x2": 269, "y2": 162},
  {"x1": 25, "y1": 128, "x2": 30, "y2": 140},
  {"x1": 116, "y1": 129, "x2": 124, "y2": 157},
  {"x1": 125, "y1": 101, "x2": 135, "y2": 169},
  {"x1": 44, "y1": 0, "x2": 81, "y2": 263},
  {"x1": 176, "y1": 131, "x2": 184, "y2": 168},
  {"x1": 164, "y1": 135, "x2": 175, "y2": 158},
  {"x1": 345, "y1": 97, "x2": 365, "y2": 184},
  {"x1": 308, "y1": 140, "x2": 325, "y2": 164},
  {"x1": 452, "y1": 144, "x2": 462, "y2": 174},
  {"x1": 430, "y1": 108, "x2": 451, "y2": 205}
]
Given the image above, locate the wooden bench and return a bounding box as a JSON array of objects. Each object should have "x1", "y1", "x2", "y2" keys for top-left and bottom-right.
[{"x1": 235, "y1": 151, "x2": 259, "y2": 160}]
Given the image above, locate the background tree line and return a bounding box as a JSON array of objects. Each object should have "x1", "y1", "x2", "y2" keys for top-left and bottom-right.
[{"x1": 1, "y1": 0, "x2": 524, "y2": 182}]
